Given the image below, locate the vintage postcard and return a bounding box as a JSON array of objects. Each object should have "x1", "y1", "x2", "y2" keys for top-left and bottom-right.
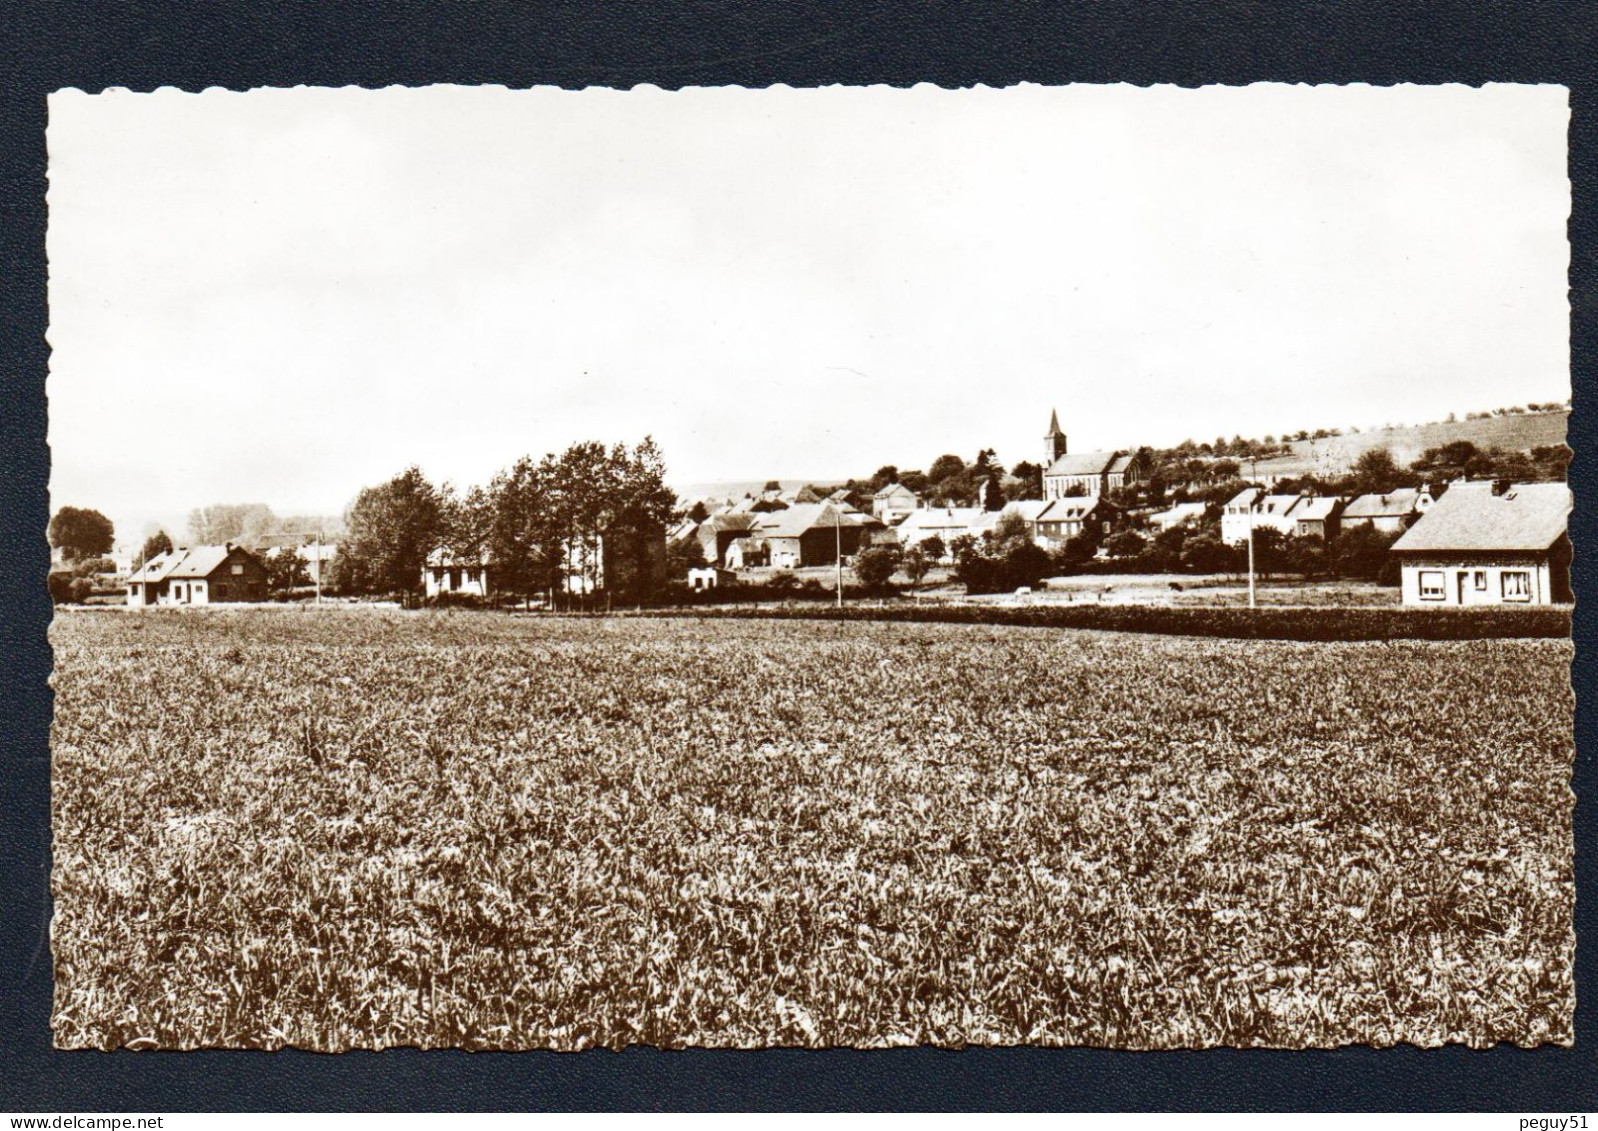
[{"x1": 45, "y1": 83, "x2": 1572, "y2": 1050}]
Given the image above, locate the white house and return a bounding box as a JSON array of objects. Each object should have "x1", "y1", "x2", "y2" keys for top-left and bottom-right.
[
  {"x1": 126, "y1": 544, "x2": 268, "y2": 607},
  {"x1": 423, "y1": 547, "x2": 493, "y2": 599},
  {"x1": 871, "y1": 483, "x2": 922, "y2": 524},
  {"x1": 1220, "y1": 489, "x2": 1344, "y2": 545},
  {"x1": 894, "y1": 506, "x2": 985, "y2": 559},
  {"x1": 1391, "y1": 480, "x2": 1571, "y2": 607}
]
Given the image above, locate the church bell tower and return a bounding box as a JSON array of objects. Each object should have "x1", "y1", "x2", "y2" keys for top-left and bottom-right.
[{"x1": 1044, "y1": 408, "x2": 1068, "y2": 467}]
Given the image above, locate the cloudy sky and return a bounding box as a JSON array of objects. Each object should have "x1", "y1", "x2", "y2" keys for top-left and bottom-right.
[{"x1": 47, "y1": 82, "x2": 1569, "y2": 541}]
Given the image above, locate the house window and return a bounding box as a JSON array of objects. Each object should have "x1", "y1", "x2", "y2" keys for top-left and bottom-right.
[
  {"x1": 1473, "y1": 570, "x2": 1487, "y2": 591},
  {"x1": 1501, "y1": 571, "x2": 1532, "y2": 602},
  {"x1": 231, "y1": 563, "x2": 244, "y2": 575},
  {"x1": 1418, "y1": 570, "x2": 1446, "y2": 601}
]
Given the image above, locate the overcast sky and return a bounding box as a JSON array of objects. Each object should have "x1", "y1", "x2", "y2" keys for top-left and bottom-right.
[{"x1": 47, "y1": 83, "x2": 1569, "y2": 542}]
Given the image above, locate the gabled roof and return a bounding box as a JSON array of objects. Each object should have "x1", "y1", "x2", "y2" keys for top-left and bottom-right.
[
  {"x1": 1287, "y1": 496, "x2": 1343, "y2": 522},
  {"x1": 1000, "y1": 499, "x2": 1052, "y2": 522},
  {"x1": 1392, "y1": 481, "x2": 1570, "y2": 554},
  {"x1": 1342, "y1": 488, "x2": 1429, "y2": 519},
  {"x1": 1107, "y1": 452, "x2": 1138, "y2": 475},
  {"x1": 127, "y1": 545, "x2": 252, "y2": 583},
  {"x1": 1037, "y1": 497, "x2": 1109, "y2": 523},
  {"x1": 895, "y1": 507, "x2": 983, "y2": 537},
  {"x1": 426, "y1": 546, "x2": 493, "y2": 567},
  {"x1": 1046, "y1": 408, "x2": 1064, "y2": 436},
  {"x1": 872, "y1": 482, "x2": 919, "y2": 500},
  {"x1": 753, "y1": 503, "x2": 878, "y2": 539},
  {"x1": 1151, "y1": 501, "x2": 1208, "y2": 523},
  {"x1": 1045, "y1": 450, "x2": 1124, "y2": 477},
  {"x1": 700, "y1": 513, "x2": 758, "y2": 535}
]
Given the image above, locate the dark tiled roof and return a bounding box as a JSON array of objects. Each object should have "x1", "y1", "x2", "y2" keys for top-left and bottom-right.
[
  {"x1": 1391, "y1": 481, "x2": 1569, "y2": 553},
  {"x1": 1046, "y1": 450, "x2": 1123, "y2": 477}
]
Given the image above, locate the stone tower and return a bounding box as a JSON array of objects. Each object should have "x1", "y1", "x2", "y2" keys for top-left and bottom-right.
[{"x1": 1044, "y1": 408, "x2": 1068, "y2": 467}]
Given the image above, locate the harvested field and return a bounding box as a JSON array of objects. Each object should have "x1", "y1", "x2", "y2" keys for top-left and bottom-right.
[{"x1": 50, "y1": 607, "x2": 1574, "y2": 1050}]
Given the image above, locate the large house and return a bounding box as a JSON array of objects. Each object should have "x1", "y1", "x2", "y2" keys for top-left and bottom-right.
[
  {"x1": 1220, "y1": 489, "x2": 1344, "y2": 545},
  {"x1": 1390, "y1": 480, "x2": 1571, "y2": 607},
  {"x1": 1148, "y1": 501, "x2": 1208, "y2": 532},
  {"x1": 1034, "y1": 497, "x2": 1117, "y2": 547},
  {"x1": 871, "y1": 483, "x2": 922, "y2": 524},
  {"x1": 126, "y1": 544, "x2": 267, "y2": 607},
  {"x1": 1040, "y1": 410, "x2": 1144, "y2": 499},
  {"x1": 1340, "y1": 488, "x2": 1434, "y2": 534}
]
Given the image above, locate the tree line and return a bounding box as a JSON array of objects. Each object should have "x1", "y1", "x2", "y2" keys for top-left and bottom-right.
[{"x1": 330, "y1": 438, "x2": 676, "y2": 606}]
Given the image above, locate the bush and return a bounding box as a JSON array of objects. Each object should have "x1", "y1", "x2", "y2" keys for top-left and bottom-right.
[
  {"x1": 424, "y1": 591, "x2": 486, "y2": 610},
  {"x1": 73, "y1": 557, "x2": 118, "y2": 576},
  {"x1": 49, "y1": 573, "x2": 94, "y2": 605},
  {"x1": 853, "y1": 545, "x2": 901, "y2": 591},
  {"x1": 632, "y1": 603, "x2": 1570, "y2": 641}
]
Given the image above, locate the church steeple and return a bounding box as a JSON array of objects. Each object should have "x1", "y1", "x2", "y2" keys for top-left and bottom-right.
[{"x1": 1044, "y1": 408, "x2": 1068, "y2": 466}]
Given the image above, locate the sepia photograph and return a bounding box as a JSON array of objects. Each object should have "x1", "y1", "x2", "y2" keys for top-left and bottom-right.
[{"x1": 44, "y1": 81, "x2": 1573, "y2": 1052}]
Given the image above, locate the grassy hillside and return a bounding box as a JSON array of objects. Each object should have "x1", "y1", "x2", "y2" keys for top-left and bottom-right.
[{"x1": 1282, "y1": 410, "x2": 1568, "y2": 468}]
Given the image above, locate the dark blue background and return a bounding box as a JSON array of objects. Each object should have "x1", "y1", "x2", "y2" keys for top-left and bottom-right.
[{"x1": 2, "y1": 1, "x2": 1595, "y2": 1111}]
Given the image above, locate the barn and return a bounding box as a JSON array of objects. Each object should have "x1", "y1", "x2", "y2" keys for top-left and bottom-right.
[{"x1": 126, "y1": 544, "x2": 268, "y2": 607}]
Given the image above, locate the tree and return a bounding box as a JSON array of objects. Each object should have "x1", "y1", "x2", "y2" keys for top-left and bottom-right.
[
  {"x1": 1008, "y1": 460, "x2": 1043, "y2": 500},
  {"x1": 900, "y1": 543, "x2": 934, "y2": 588},
  {"x1": 339, "y1": 467, "x2": 447, "y2": 601},
  {"x1": 1180, "y1": 534, "x2": 1235, "y2": 575},
  {"x1": 1103, "y1": 530, "x2": 1147, "y2": 559},
  {"x1": 872, "y1": 465, "x2": 899, "y2": 489},
  {"x1": 688, "y1": 500, "x2": 710, "y2": 523},
  {"x1": 139, "y1": 529, "x2": 173, "y2": 568},
  {"x1": 920, "y1": 534, "x2": 947, "y2": 563},
  {"x1": 852, "y1": 545, "x2": 901, "y2": 591},
  {"x1": 666, "y1": 536, "x2": 709, "y2": 579},
  {"x1": 1351, "y1": 446, "x2": 1403, "y2": 490},
  {"x1": 188, "y1": 503, "x2": 275, "y2": 547},
  {"x1": 265, "y1": 548, "x2": 308, "y2": 593},
  {"x1": 1327, "y1": 525, "x2": 1400, "y2": 582},
  {"x1": 927, "y1": 454, "x2": 967, "y2": 484},
  {"x1": 48, "y1": 506, "x2": 114, "y2": 562},
  {"x1": 763, "y1": 480, "x2": 782, "y2": 493}
]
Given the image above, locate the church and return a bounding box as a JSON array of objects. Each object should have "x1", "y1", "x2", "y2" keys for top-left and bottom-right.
[{"x1": 1040, "y1": 409, "x2": 1145, "y2": 500}]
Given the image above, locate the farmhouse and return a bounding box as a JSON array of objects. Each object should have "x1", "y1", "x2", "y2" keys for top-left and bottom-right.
[
  {"x1": 1391, "y1": 480, "x2": 1571, "y2": 607},
  {"x1": 424, "y1": 547, "x2": 492, "y2": 599},
  {"x1": 751, "y1": 503, "x2": 883, "y2": 569},
  {"x1": 1034, "y1": 497, "x2": 1117, "y2": 546},
  {"x1": 126, "y1": 544, "x2": 267, "y2": 607},
  {"x1": 1340, "y1": 487, "x2": 1434, "y2": 533},
  {"x1": 1040, "y1": 410, "x2": 1144, "y2": 499},
  {"x1": 871, "y1": 483, "x2": 922, "y2": 524}
]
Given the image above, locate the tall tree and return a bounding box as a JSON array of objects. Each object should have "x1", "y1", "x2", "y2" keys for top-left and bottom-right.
[
  {"x1": 339, "y1": 467, "x2": 446, "y2": 600},
  {"x1": 48, "y1": 506, "x2": 114, "y2": 561},
  {"x1": 138, "y1": 529, "x2": 173, "y2": 568},
  {"x1": 188, "y1": 503, "x2": 276, "y2": 546}
]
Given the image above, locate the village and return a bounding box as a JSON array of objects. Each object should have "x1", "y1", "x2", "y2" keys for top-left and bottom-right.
[{"x1": 47, "y1": 403, "x2": 1573, "y2": 615}]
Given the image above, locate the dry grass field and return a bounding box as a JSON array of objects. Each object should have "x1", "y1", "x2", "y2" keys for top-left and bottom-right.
[{"x1": 50, "y1": 607, "x2": 1574, "y2": 1050}]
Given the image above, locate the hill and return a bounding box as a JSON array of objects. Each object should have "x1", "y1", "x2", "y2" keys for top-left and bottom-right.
[{"x1": 1241, "y1": 410, "x2": 1569, "y2": 482}]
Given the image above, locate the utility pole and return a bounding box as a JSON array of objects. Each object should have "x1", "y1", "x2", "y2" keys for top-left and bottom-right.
[
  {"x1": 1246, "y1": 503, "x2": 1257, "y2": 610},
  {"x1": 834, "y1": 505, "x2": 844, "y2": 608}
]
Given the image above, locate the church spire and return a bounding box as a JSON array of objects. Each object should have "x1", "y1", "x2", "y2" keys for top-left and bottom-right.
[{"x1": 1044, "y1": 408, "x2": 1068, "y2": 466}]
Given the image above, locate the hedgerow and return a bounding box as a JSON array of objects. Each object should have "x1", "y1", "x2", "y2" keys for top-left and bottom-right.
[{"x1": 632, "y1": 602, "x2": 1570, "y2": 641}]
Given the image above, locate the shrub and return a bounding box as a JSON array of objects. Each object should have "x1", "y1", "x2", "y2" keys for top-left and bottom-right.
[
  {"x1": 853, "y1": 545, "x2": 901, "y2": 591},
  {"x1": 49, "y1": 573, "x2": 94, "y2": 604},
  {"x1": 73, "y1": 556, "x2": 118, "y2": 577}
]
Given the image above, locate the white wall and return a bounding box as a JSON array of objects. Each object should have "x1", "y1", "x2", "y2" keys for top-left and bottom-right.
[{"x1": 1399, "y1": 559, "x2": 1551, "y2": 606}]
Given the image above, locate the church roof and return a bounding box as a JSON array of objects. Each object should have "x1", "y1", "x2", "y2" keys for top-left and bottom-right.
[
  {"x1": 1046, "y1": 408, "x2": 1064, "y2": 435},
  {"x1": 1045, "y1": 450, "x2": 1124, "y2": 477}
]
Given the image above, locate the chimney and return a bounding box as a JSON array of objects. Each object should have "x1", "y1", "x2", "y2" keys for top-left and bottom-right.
[{"x1": 1492, "y1": 479, "x2": 1512, "y2": 497}]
